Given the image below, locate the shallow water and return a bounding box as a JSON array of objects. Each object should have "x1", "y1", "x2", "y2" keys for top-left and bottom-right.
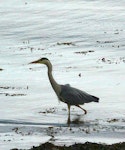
[{"x1": 0, "y1": 0, "x2": 125, "y2": 149}]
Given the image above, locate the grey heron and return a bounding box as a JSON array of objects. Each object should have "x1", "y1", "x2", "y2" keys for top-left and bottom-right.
[{"x1": 30, "y1": 58, "x2": 99, "y2": 122}]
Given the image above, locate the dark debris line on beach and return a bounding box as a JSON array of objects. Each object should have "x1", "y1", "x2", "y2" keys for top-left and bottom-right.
[{"x1": 12, "y1": 142, "x2": 125, "y2": 150}]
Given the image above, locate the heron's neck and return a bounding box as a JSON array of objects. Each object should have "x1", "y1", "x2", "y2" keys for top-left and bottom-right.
[{"x1": 46, "y1": 62, "x2": 61, "y2": 96}]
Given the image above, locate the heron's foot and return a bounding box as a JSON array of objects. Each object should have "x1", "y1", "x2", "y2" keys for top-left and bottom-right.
[
  {"x1": 84, "y1": 109, "x2": 87, "y2": 115},
  {"x1": 76, "y1": 105, "x2": 87, "y2": 115}
]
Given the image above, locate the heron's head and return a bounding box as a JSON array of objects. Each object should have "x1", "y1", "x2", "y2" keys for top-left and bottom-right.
[{"x1": 29, "y1": 58, "x2": 49, "y2": 64}]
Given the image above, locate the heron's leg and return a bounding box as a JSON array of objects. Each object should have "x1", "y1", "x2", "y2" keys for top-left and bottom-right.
[
  {"x1": 67, "y1": 104, "x2": 71, "y2": 125},
  {"x1": 67, "y1": 104, "x2": 71, "y2": 117},
  {"x1": 76, "y1": 105, "x2": 87, "y2": 114}
]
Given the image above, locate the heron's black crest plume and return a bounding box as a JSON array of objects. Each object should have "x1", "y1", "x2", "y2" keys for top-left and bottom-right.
[{"x1": 40, "y1": 58, "x2": 49, "y2": 61}]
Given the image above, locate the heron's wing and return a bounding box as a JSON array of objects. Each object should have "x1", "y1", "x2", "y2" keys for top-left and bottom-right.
[{"x1": 59, "y1": 85, "x2": 99, "y2": 105}]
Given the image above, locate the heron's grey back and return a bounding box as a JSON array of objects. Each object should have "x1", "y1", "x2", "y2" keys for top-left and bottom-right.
[{"x1": 59, "y1": 84, "x2": 99, "y2": 105}]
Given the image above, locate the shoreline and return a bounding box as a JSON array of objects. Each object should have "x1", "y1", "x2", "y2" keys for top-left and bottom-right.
[{"x1": 12, "y1": 142, "x2": 125, "y2": 150}]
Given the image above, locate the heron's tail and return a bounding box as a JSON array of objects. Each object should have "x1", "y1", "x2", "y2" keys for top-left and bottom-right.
[{"x1": 91, "y1": 95, "x2": 99, "y2": 102}]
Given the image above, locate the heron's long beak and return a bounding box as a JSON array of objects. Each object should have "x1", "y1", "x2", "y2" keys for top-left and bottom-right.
[{"x1": 29, "y1": 59, "x2": 40, "y2": 64}]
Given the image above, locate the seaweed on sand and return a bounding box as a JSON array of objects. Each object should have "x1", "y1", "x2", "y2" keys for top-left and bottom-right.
[
  {"x1": 11, "y1": 142, "x2": 125, "y2": 150},
  {"x1": 29, "y1": 142, "x2": 125, "y2": 150}
]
